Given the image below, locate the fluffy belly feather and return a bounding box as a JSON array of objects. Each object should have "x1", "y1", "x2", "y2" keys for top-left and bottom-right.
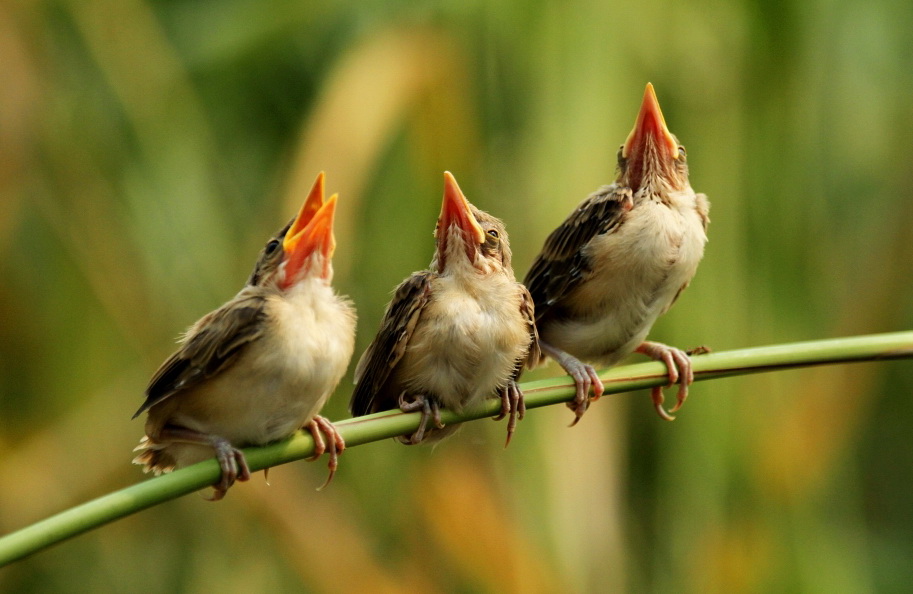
[
  {"x1": 143, "y1": 284, "x2": 355, "y2": 470},
  {"x1": 544, "y1": 197, "x2": 706, "y2": 364},
  {"x1": 399, "y1": 278, "x2": 528, "y2": 409}
]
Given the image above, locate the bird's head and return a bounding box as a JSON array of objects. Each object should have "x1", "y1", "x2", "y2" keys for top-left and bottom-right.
[
  {"x1": 617, "y1": 83, "x2": 689, "y2": 194},
  {"x1": 249, "y1": 172, "x2": 338, "y2": 290},
  {"x1": 432, "y1": 171, "x2": 513, "y2": 276}
]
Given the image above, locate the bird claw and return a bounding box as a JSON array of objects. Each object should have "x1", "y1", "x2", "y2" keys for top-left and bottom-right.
[
  {"x1": 397, "y1": 393, "x2": 444, "y2": 444},
  {"x1": 541, "y1": 342, "x2": 604, "y2": 426},
  {"x1": 305, "y1": 415, "x2": 346, "y2": 490},
  {"x1": 496, "y1": 380, "x2": 526, "y2": 447},
  {"x1": 637, "y1": 341, "x2": 700, "y2": 420},
  {"x1": 206, "y1": 438, "x2": 251, "y2": 501},
  {"x1": 154, "y1": 426, "x2": 249, "y2": 501},
  {"x1": 650, "y1": 386, "x2": 677, "y2": 421},
  {"x1": 565, "y1": 363, "x2": 604, "y2": 426}
]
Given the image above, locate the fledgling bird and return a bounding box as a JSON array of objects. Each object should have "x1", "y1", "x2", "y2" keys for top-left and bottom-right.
[
  {"x1": 350, "y1": 171, "x2": 540, "y2": 446},
  {"x1": 524, "y1": 83, "x2": 710, "y2": 423},
  {"x1": 133, "y1": 172, "x2": 356, "y2": 500}
]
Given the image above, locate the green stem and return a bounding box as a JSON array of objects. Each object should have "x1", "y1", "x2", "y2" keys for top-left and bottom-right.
[{"x1": 1, "y1": 331, "x2": 911, "y2": 566}]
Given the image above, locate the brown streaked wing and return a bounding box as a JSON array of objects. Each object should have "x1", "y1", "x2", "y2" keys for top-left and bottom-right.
[
  {"x1": 523, "y1": 185, "x2": 632, "y2": 323},
  {"x1": 133, "y1": 289, "x2": 269, "y2": 418},
  {"x1": 519, "y1": 284, "x2": 541, "y2": 372},
  {"x1": 349, "y1": 272, "x2": 434, "y2": 416}
]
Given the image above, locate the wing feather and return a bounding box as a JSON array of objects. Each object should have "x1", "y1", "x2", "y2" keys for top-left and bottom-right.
[
  {"x1": 518, "y1": 284, "x2": 541, "y2": 372},
  {"x1": 523, "y1": 185, "x2": 632, "y2": 323},
  {"x1": 349, "y1": 272, "x2": 433, "y2": 416},
  {"x1": 133, "y1": 290, "x2": 269, "y2": 418}
]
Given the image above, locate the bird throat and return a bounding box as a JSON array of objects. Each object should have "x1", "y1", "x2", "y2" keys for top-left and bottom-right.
[
  {"x1": 434, "y1": 225, "x2": 480, "y2": 274},
  {"x1": 623, "y1": 140, "x2": 678, "y2": 197}
]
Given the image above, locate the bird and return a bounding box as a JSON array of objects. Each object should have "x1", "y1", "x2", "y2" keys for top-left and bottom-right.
[
  {"x1": 132, "y1": 172, "x2": 357, "y2": 500},
  {"x1": 350, "y1": 171, "x2": 540, "y2": 446},
  {"x1": 524, "y1": 83, "x2": 710, "y2": 424}
]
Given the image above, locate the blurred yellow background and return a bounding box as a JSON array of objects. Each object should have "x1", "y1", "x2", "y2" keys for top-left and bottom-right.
[{"x1": 2, "y1": 1, "x2": 912, "y2": 592}]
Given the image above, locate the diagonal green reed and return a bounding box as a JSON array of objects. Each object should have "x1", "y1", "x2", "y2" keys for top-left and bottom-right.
[{"x1": 1, "y1": 331, "x2": 911, "y2": 567}]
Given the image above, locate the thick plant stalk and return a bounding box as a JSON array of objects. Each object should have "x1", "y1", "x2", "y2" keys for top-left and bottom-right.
[{"x1": 1, "y1": 331, "x2": 911, "y2": 566}]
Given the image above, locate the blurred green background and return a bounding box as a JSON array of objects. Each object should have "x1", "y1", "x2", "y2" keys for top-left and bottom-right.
[{"x1": 2, "y1": 0, "x2": 913, "y2": 592}]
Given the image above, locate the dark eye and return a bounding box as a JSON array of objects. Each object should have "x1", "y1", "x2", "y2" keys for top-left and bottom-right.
[
  {"x1": 264, "y1": 239, "x2": 281, "y2": 255},
  {"x1": 487, "y1": 229, "x2": 499, "y2": 240}
]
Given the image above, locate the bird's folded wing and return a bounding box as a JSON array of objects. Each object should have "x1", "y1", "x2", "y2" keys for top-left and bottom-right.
[
  {"x1": 523, "y1": 184, "x2": 632, "y2": 322},
  {"x1": 350, "y1": 272, "x2": 433, "y2": 416},
  {"x1": 133, "y1": 290, "x2": 269, "y2": 418},
  {"x1": 519, "y1": 285, "x2": 542, "y2": 370}
]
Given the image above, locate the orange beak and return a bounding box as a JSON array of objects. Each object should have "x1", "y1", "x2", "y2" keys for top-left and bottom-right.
[
  {"x1": 284, "y1": 171, "x2": 325, "y2": 249},
  {"x1": 437, "y1": 171, "x2": 485, "y2": 264},
  {"x1": 622, "y1": 84, "x2": 679, "y2": 187},
  {"x1": 282, "y1": 173, "x2": 337, "y2": 284}
]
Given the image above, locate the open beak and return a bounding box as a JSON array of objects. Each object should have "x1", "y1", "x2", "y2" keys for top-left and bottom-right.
[
  {"x1": 437, "y1": 171, "x2": 485, "y2": 264},
  {"x1": 284, "y1": 171, "x2": 325, "y2": 247},
  {"x1": 622, "y1": 83, "x2": 679, "y2": 188},
  {"x1": 282, "y1": 173, "x2": 337, "y2": 283}
]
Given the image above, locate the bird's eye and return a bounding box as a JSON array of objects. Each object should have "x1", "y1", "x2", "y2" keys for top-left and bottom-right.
[
  {"x1": 487, "y1": 229, "x2": 499, "y2": 240},
  {"x1": 677, "y1": 146, "x2": 686, "y2": 159},
  {"x1": 264, "y1": 239, "x2": 281, "y2": 255}
]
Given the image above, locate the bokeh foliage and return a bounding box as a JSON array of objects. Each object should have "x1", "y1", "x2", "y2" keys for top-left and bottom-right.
[{"x1": 1, "y1": 0, "x2": 912, "y2": 592}]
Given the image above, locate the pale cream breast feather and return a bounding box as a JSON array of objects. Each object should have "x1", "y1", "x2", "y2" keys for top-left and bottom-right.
[
  {"x1": 160, "y1": 278, "x2": 355, "y2": 463},
  {"x1": 542, "y1": 187, "x2": 707, "y2": 366},
  {"x1": 399, "y1": 270, "x2": 529, "y2": 410}
]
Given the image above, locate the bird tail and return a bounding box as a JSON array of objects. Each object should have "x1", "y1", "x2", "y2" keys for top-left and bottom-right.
[{"x1": 132, "y1": 435, "x2": 177, "y2": 476}]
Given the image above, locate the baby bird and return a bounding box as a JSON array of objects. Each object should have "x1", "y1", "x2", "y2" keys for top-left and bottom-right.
[
  {"x1": 133, "y1": 172, "x2": 356, "y2": 499},
  {"x1": 350, "y1": 172, "x2": 539, "y2": 445},
  {"x1": 525, "y1": 83, "x2": 710, "y2": 423}
]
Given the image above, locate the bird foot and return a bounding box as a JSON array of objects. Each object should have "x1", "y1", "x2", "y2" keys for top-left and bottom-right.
[
  {"x1": 397, "y1": 393, "x2": 445, "y2": 444},
  {"x1": 304, "y1": 415, "x2": 346, "y2": 490},
  {"x1": 206, "y1": 440, "x2": 252, "y2": 500},
  {"x1": 636, "y1": 341, "x2": 701, "y2": 420},
  {"x1": 540, "y1": 342, "x2": 604, "y2": 426},
  {"x1": 493, "y1": 380, "x2": 526, "y2": 447},
  {"x1": 156, "y1": 425, "x2": 250, "y2": 501}
]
